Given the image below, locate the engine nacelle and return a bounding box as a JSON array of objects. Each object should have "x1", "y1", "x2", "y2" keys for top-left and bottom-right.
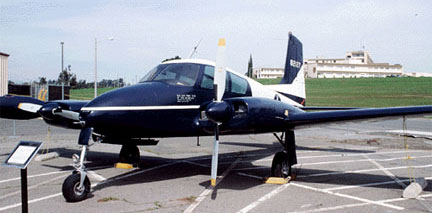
[{"x1": 199, "y1": 97, "x2": 303, "y2": 134}]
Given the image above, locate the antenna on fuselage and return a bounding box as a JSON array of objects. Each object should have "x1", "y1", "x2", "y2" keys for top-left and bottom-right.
[{"x1": 188, "y1": 38, "x2": 203, "y2": 58}]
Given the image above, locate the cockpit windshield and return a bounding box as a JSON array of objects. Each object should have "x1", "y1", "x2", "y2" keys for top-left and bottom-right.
[{"x1": 139, "y1": 63, "x2": 200, "y2": 87}]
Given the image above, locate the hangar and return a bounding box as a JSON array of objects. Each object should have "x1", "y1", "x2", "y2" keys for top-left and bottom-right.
[{"x1": 0, "y1": 52, "x2": 9, "y2": 96}]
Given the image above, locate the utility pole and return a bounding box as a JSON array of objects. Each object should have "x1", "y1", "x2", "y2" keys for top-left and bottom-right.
[
  {"x1": 94, "y1": 38, "x2": 98, "y2": 98},
  {"x1": 61, "y1": 42, "x2": 64, "y2": 100},
  {"x1": 94, "y1": 36, "x2": 114, "y2": 98}
]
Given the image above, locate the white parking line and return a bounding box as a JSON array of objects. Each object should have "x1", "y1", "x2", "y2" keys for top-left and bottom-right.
[
  {"x1": 0, "y1": 171, "x2": 69, "y2": 184},
  {"x1": 299, "y1": 164, "x2": 432, "y2": 178},
  {"x1": 234, "y1": 158, "x2": 432, "y2": 173},
  {"x1": 0, "y1": 174, "x2": 68, "y2": 200},
  {"x1": 87, "y1": 171, "x2": 106, "y2": 182},
  {"x1": 325, "y1": 177, "x2": 432, "y2": 191},
  {"x1": 0, "y1": 162, "x2": 180, "y2": 212},
  {"x1": 237, "y1": 172, "x2": 264, "y2": 180},
  {"x1": 363, "y1": 154, "x2": 406, "y2": 188},
  {"x1": 256, "y1": 150, "x2": 427, "y2": 162},
  {"x1": 0, "y1": 193, "x2": 62, "y2": 212},
  {"x1": 290, "y1": 183, "x2": 404, "y2": 210},
  {"x1": 184, "y1": 158, "x2": 240, "y2": 213},
  {"x1": 300, "y1": 155, "x2": 431, "y2": 166},
  {"x1": 288, "y1": 193, "x2": 432, "y2": 213},
  {"x1": 237, "y1": 183, "x2": 291, "y2": 213},
  {"x1": 183, "y1": 160, "x2": 210, "y2": 168},
  {"x1": 0, "y1": 165, "x2": 111, "y2": 185}
]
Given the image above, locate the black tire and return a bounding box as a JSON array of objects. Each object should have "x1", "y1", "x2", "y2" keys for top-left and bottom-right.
[
  {"x1": 62, "y1": 173, "x2": 91, "y2": 202},
  {"x1": 271, "y1": 151, "x2": 291, "y2": 178},
  {"x1": 119, "y1": 145, "x2": 140, "y2": 164}
]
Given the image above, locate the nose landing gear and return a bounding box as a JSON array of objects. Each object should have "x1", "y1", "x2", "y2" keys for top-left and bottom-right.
[
  {"x1": 62, "y1": 144, "x2": 91, "y2": 202},
  {"x1": 62, "y1": 128, "x2": 92, "y2": 202}
]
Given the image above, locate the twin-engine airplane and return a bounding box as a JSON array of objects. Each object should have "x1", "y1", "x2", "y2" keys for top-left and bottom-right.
[{"x1": 1, "y1": 33, "x2": 431, "y2": 202}]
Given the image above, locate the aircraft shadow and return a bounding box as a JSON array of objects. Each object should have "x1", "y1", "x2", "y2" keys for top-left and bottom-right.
[{"x1": 40, "y1": 144, "x2": 430, "y2": 199}]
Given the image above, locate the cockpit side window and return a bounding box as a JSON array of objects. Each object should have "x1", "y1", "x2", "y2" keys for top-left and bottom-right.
[
  {"x1": 142, "y1": 63, "x2": 200, "y2": 87},
  {"x1": 200, "y1": 65, "x2": 229, "y2": 92},
  {"x1": 200, "y1": 66, "x2": 215, "y2": 89},
  {"x1": 229, "y1": 72, "x2": 248, "y2": 94}
]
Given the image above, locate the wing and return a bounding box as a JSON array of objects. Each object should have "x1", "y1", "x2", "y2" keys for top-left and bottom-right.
[
  {"x1": 299, "y1": 106, "x2": 361, "y2": 111},
  {"x1": 201, "y1": 97, "x2": 431, "y2": 134},
  {"x1": 287, "y1": 105, "x2": 432, "y2": 127}
]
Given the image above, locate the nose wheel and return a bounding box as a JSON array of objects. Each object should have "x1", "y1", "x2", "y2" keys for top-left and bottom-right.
[{"x1": 62, "y1": 173, "x2": 90, "y2": 202}]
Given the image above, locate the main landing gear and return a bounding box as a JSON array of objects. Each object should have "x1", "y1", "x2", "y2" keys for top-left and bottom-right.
[
  {"x1": 119, "y1": 144, "x2": 140, "y2": 165},
  {"x1": 271, "y1": 130, "x2": 297, "y2": 178}
]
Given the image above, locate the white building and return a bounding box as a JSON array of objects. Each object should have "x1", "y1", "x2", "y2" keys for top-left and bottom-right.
[
  {"x1": 0, "y1": 52, "x2": 9, "y2": 96},
  {"x1": 303, "y1": 51, "x2": 403, "y2": 78},
  {"x1": 253, "y1": 67, "x2": 284, "y2": 79},
  {"x1": 254, "y1": 50, "x2": 404, "y2": 79}
]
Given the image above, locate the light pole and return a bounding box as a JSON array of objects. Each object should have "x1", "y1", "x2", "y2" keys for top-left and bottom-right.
[
  {"x1": 60, "y1": 42, "x2": 64, "y2": 100},
  {"x1": 94, "y1": 37, "x2": 114, "y2": 98}
]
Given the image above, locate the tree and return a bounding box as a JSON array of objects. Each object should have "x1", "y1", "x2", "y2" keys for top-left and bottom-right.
[
  {"x1": 70, "y1": 75, "x2": 77, "y2": 88},
  {"x1": 247, "y1": 54, "x2": 253, "y2": 78},
  {"x1": 38, "y1": 77, "x2": 47, "y2": 85},
  {"x1": 118, "y1": 78, "x2": 124, "y2": 87},
  {"x1": 57, "y1": 65, "x2": 76, "y2": 86},
  {"x1": 162, "y1": 56, "x2": 181, "y2": 63}
]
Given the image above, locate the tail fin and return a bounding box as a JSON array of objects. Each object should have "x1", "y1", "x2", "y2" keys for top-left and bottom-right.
[
  {"x1": 281, "y1": 32, "x2": 303, "y2": 84},
  {"x1": 266, "y1": 32, "x2": 306, "y2": 106}
]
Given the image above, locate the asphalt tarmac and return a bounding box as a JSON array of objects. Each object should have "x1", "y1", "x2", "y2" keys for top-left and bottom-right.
[{"x1": 0, "y1": 117, "x2": 431, "y2": 212}]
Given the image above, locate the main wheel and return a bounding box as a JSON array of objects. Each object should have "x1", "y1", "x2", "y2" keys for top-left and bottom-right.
[
  {"x1": 119, "y1": 144, "x2": 140, "y2": 165},
  {"x1": 271, "y1": 151, "x2": 291, "y2": 178},
  {"x1": 62, "y1": 173, "x2": 91, "y2": 202}
]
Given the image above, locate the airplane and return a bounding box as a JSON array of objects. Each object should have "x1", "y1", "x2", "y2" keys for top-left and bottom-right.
[{"x1": 0, "y1": 33, "x2": 431, "y2": 203}]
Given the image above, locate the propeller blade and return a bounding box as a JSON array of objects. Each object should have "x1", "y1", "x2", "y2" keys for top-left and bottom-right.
[
  {"x1": 18, "y1": 103, "x2": 43, "y2": 113},
  {"x1": 210, "y1": 123, "x2": 220, "y2": 187},
  {"x1": 214, "y1": 38, "x2": 226, "y2": 102},
  {"x1": 53, "y1": 109, "x2": 80, "y2": 121},
  {"x1": 0, "y1": 95, "x2": 44, "y2": 119}
]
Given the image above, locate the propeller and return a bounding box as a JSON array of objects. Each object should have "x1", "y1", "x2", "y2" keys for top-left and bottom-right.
[
  {"x1": 207, "y1": 38, "x2": 227, "y2": 187},
  {"x1": 0, "y1": 95, "x2": 80, "y2": 121}
]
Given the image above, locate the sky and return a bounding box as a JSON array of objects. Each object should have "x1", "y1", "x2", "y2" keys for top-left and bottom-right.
[{"x1": 1, "y1": 0, "x2": 431, "y2": 84}]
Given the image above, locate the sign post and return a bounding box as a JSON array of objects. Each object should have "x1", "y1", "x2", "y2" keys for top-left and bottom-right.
[{"x1": 3, "y1": 141, "x2": 43, "y2": 213}]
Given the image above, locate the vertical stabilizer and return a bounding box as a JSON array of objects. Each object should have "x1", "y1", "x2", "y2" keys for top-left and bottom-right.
[
  {"x1": 265, "y1": 32, "x2": 306, "y2": 106},
  {"x1": 281, "y1": 32, "x2": 303, "y2": 84}
]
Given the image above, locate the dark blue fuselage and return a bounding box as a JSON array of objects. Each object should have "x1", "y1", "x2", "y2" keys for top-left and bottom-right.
[{"x1": 81, "y1": 81, "x2": 301, "y2": 140}]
